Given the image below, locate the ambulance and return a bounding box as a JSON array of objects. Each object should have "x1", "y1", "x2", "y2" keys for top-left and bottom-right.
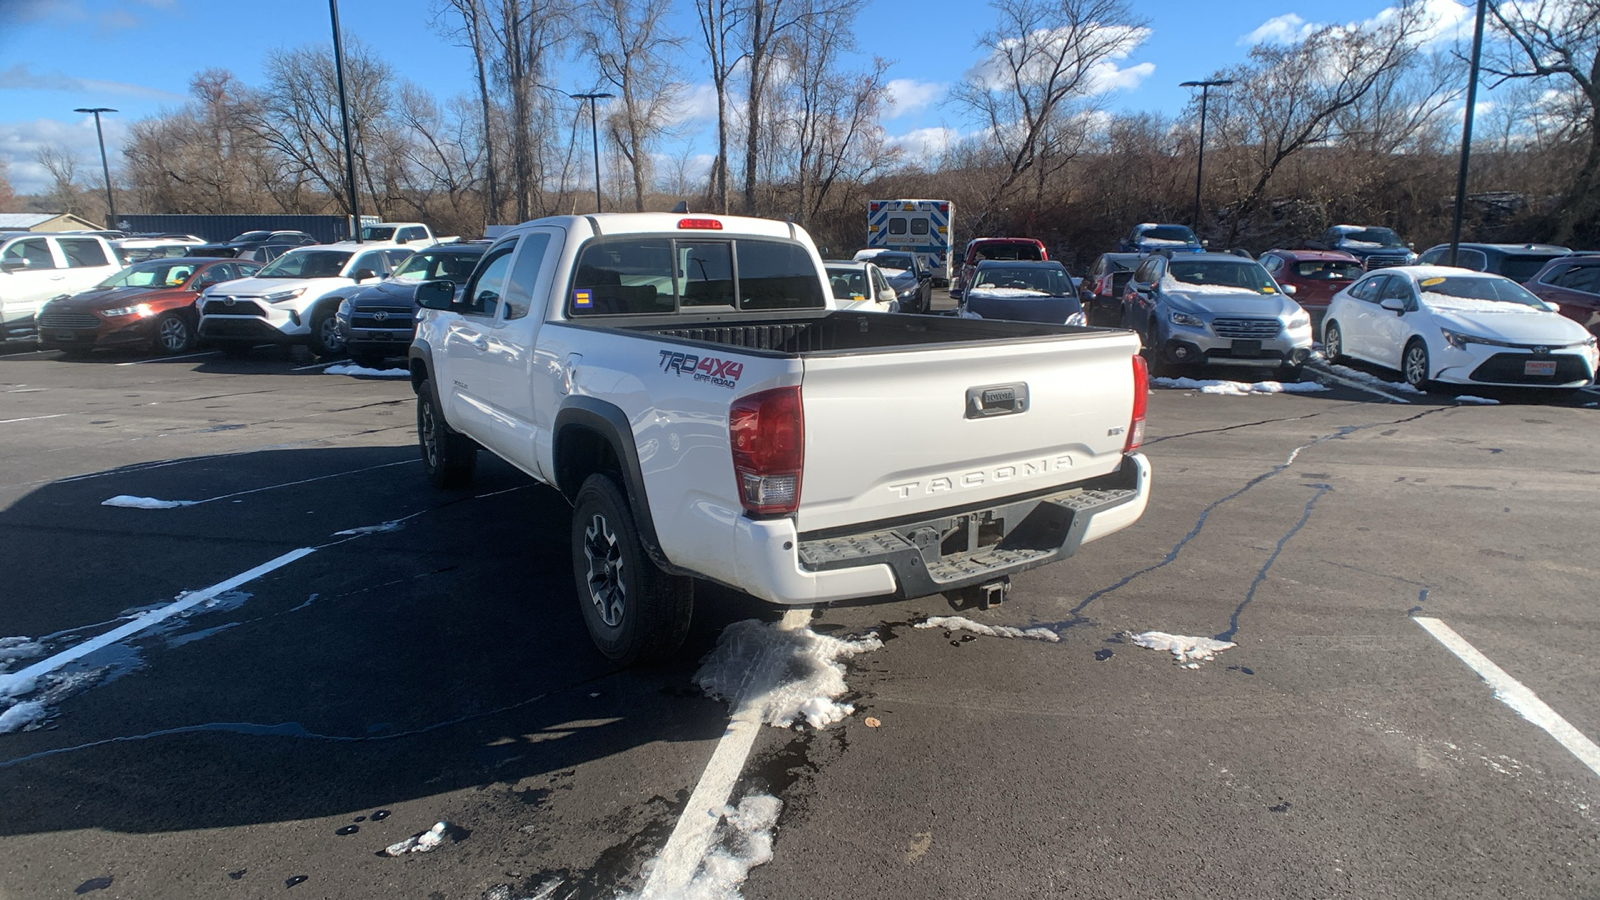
[{"x1": 866, "y1": 199, "x2": 953, "y2": 286}]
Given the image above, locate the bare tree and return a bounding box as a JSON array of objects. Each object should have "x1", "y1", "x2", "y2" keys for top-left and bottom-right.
[
  {"x1": 435, "y1": 0, "x2": 503, "y2": 224},
  {"x1": 951, "y1": 0, "x2": 1146, "y2": 228},
  {"x1": 482, "y1": 0, "x2": 570, "y2": 220},
  {"x1": 694, "y1": 0, "x2": 744, "y2": 213},
  {"x1": 0, "y1": 156, "x2": 16, "y2": 213},
  {"x1": 1484, "y1": 0, "x2": 1600, "y2": 242},
  {"x1": 581, "y1": 0, "x2": 684, "y2": 211},
  {"x1": 34, "y1": 144, "x2": 83, "y2": 216}
]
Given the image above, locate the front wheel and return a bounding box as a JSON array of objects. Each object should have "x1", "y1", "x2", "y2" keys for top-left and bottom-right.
[
  {"x1": 571, "y1": 474, "x2": 693, "y2": 665},
  {"x1": 417, "y1": 379, "x2": 477, "y2": 488},
  {"x1": 153, "y1": 312, "x2": 193, "y2": 354},
  {"x1": 1402, "y1": 339, "x2": 1432, "y2": 390},
  {"x1": 1323, "y1": 321, "x2": 1345, "y2": 365},
  {"x1": 309, "y1": 308, "x2": 347, "y2": 360}
]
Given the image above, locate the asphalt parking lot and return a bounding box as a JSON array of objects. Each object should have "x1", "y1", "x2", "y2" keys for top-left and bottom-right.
[{"x1": 2, "y1": 336, "x2": 1599, "y2": 900}]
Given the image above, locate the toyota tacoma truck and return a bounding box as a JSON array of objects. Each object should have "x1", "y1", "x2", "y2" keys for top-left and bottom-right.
[{"x1": 408, "y1": 213, "x2": 1152, "y2": 664}]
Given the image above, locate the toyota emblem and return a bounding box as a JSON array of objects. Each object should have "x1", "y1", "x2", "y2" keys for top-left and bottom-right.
[
  {"x1": 1533, "y1": 345, "x2": 1549, "y2": 355},
  {"x1": 372, "y1": 310, "x2": 389, "y2": 322},
  {"x1": 223, "y1": 296, "x2": 236, "y2": 307}
]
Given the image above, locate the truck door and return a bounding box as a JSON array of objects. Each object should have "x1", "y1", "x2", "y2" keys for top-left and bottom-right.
[
  {"x1": 478, "y1": 227, "x2": 562, "y2": 473},
  {"x1": 437, "y1": 238, "x2": 518, "y2": 442},
  {"x1": 0, "y1": 237, "x2": 68, "y2": 330}
]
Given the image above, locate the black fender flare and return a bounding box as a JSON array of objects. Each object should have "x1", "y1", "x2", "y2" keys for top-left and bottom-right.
[{"x1": 554, "y1": 397, "x2": 672, "y2": 571}]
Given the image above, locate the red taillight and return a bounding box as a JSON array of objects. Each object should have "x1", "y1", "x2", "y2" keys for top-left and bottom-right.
[
  {"x1": 730, "y1": 386, "x2": 804, "y2": 516},
  {"x1": 1126, "y1": 354, "x2": 1148, "y2": 452},
  {"x1": 678, "y1": 218, "x2": 723, "y2": 230}
]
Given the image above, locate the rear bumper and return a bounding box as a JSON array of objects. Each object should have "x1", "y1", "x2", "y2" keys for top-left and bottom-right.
[{"x1": 731, "y1": 453, "x2": 1151, "y2": 605}]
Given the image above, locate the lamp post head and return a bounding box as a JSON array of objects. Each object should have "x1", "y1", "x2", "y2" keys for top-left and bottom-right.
[
  {"x1": 1179, "y1": 80, "x2": 1235, "y2": 89},
  {"x1": 570, "y1": 92, "x2": 616, "y2": 101},
  {"x1": 74, "y1": 107, "x2": 118, "y2": 115}
]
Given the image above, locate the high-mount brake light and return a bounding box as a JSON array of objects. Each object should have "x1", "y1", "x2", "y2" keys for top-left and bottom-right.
[
  {"x1": 678, "y1": 218, "x2": 723, "y2": 230},
  {"x1": 1126, "y1": 354, "x2": 1149, "y2": 452},
  {"x1": 729, "y1": 386, "x2": 804, "y2": 516}
]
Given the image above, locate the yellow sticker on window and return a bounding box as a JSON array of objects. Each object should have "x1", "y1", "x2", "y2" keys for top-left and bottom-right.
[
  {"x1": 1261, "y1": 287, "x2": 1275, "y2": 293},
  {"x1": 1420, "y1": 277, "x2": 1446, "y2": 287}
]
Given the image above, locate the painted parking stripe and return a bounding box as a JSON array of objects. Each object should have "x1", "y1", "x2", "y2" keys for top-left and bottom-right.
[
  {"x1": 1304, "y1": 362, "x2": 1412, "y2": 403},
  {"x1": 1414, "y1": 616, "x2": 1600, "y2": 780},
  {"x1": 0, "y1": 548, "x2": 317, "y2": 698},
  {"x1": 0, "y1": 414, "x2": 67, "y2": 425},
  {"x1": 115, "y1": 350, "x2": 220, "y2": 366},
  {"x1": 639, "y1": 607, "x2": 812, "y2": 899}
]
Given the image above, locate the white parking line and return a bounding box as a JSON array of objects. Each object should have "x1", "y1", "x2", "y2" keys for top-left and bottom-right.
[
  {"x1": 0, "y1": 548, "x2": 317, "y2": 699},
  {"x1": 639, "y1": 607, "x2": 811, "y2": 899},
  {"x1": 292, "y1": 360, "x2": 339, "y2": 371},
  {"x1": 0, "y1": 414, "x2": 67, "y2": 425},
  {"x1": 114, "y1": 351, "x2": 220, "y2": 366},
  {"x1": 1413, "y1": 616, "x2": 1600, "y2": 780}
]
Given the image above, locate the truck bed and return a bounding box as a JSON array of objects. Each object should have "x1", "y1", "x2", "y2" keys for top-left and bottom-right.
[{"x1": 626, "y1": 310, "x2": 1095, "y2": 355}]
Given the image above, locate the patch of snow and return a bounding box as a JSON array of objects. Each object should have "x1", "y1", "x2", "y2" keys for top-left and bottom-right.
[
  {"x1": 1422, "y1": 294, "x2": 1544, "y2": 314},
  {"x1": 956, "y1": 308, "x2": 983, "y2": 319},
  {"x1": 384, "y1": 822, "x2": 449, "y2": 856},
  {"x1": 1339, "y1": 239, "x2": 1384, "y2": 249},
  {"x1": 1129, "y1": 631, "x2": 1236, "y2": 668},
  {"x1": 0, "y1": 637, "x2": 44, "y2": 671},
  {"x1": 915, "y1": 615, "x2": 1060, "y2": 643},
  {"x1": 628, "y1": 794, "x2": 781, "y2": 900},
  {"x1": 1153, "y1": 377, "x2": 1329, "y2": 396},
  {"x1": 694, "y1": 620, "x2": 881, "y2": 729},
  {"x1": 1323, "y1": 363, "x2": 1425, "y2": 394},
  {"x1": 968, "y1": 287, "x2": 1051, "y2": 298},
  {"x1": 0, "y1": 673, "x2": 37, "y2": 700},
  {"x1": 0, "y1": 701, "x2": 46, "y2": 734},
  {"x1": 101, "y1": 495, "x2": 197, "y2": 509},
  {"x1": 324, "y1": 364, "x2": 408, "y2": 378},
  {"x1": 1140, "y1": 237, "x2": 1194, "y2": 247},
  {"x1": 1455, "y1": 395, "x2": 1500, "y2": 404}
]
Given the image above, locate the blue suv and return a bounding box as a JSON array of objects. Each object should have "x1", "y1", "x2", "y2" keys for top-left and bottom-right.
[{"x1": 1118, "y1": 223, "x2": 1204, "y2": 254}]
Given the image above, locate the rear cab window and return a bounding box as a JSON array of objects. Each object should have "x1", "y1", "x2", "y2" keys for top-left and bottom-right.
[{"x1": 567, "y1": 236, "x2": 824, "y2": 317}]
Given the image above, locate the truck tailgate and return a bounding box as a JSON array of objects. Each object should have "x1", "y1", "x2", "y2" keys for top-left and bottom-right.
[{"x1": 796, "y1": 330, "x2": 1141, "y2": 533}]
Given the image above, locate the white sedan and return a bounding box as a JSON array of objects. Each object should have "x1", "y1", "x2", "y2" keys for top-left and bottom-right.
[{"x1": 1322, "y1": 266, "x2": 1598, "y2": 389}]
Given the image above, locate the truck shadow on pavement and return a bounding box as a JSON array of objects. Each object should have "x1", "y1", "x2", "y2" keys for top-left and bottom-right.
[{"x1": 0, "y1": 444, "x2": 773, "y2": 838}]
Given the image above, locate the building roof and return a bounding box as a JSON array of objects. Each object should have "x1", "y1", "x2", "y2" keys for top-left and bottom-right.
[{"x1": 0, "y1": 212, "x2": 103, "y2": 231}]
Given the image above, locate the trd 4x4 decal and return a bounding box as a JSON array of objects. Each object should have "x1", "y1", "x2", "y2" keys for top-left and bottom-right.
[{"x1": 658, "y1": 349, "x2": 744, "y2": 388}]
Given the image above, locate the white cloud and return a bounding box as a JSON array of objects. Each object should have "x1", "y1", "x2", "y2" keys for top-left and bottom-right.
[
  {"x1": 1241, "y1": 13, "x2": 1317, "y2": 45},
  {"x1": 887, "y1": 126, "x2": 961, "y2": 160},
  {"x1": 0, "y1": 64, "x2": 188, "y2": 103},
  {"x1": 884, "y1": 79, "x2": 945, "y2": 119},
  {"x1": 1085, "y1": 60, "x2": 1155, "y2": 93},
  {"x1": 1242, "y1": 0, "x2": 1473, "y2": 47},
  {"x1": 0, "y1": 116, "x2": 129, "y2": 194},
  {"x1": 964, "y1": 24, "x2": 1151, "y2": 97}
]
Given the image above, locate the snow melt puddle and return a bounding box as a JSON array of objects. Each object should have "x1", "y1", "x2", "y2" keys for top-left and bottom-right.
[
  {"x1": 101, "y1": 495, "x2": 198, "y2": 509},
  {"x1": 0, "y1": 591, "x2": 253, "y2": 734},
  {"x1": 695, "y1": 619, "x2": 881, "y2": 729},
  {"x1": 1153, "y1": 377, "x2": 1330, "y2": 396},
  {"x1": 1128, "y1": 631, "x2": 1236, "y2": 668},
  {"x1": 1455, "y1": 395, "x2": 1501, "y2": 405},
  {"x1": 915, "y1": 615, "x2": 1060, "y2": 643},
  {"x1": 324, "y1": 364, "x2": 408, "y2": 378}
]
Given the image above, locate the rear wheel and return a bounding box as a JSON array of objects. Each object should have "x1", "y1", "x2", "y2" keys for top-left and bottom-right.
[
  {"x1": 1403, "y1": 339, "x2": 1432, "y2": 390},
  {"x1": 1323, "y1": 321, "x2": 1345, "y2": 365},
  {"x1": 153, "y1": 313, "x2": 193, "y2": 354},
  {"x1": 570, "y1": 473, "x2": 693, "y2": 665},
  {"x1": 417, "y1": 379, "x2": 477, "y2": 488}
]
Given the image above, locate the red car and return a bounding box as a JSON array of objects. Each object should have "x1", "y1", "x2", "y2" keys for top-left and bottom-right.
[
  {"x1": 1523, "y1": 253, "x2": 1600, "y2": 338},
  {"x1": 36, "y1": 257, "x2": 261, "y2": 356},
  {"x1": 1257, "y1": 248, "x2": 1364, "y2": 320},
  {"x1": 952, "y1": 237, "x2": 1047, "y2": 298}
]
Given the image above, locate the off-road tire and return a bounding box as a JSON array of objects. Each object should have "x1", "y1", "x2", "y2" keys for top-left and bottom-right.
[
  {"x1": 570, "y1": 473, "x2": 693, "y2": 666},
  {"x1": 417, "y1": 378, "x2": 477, "y2": 488}
]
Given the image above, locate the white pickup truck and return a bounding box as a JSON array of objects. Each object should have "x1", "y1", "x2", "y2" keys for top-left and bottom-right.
[{"x1": 408, "y1": 213, "x2": 1152, "y2": 663}]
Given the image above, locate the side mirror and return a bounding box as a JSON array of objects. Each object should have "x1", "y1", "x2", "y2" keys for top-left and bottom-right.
[
  {"x1": 352, "y1": 268, "x2": 377, "y2": 283},
  {"x1": 416, "y1": 279, "x2": 456, "y2": 310},
  {"x1": 1407, "y1": 241, "x2": 1415, "y2": 250},
  {"x1": 1201, "y1": 239, "x2": 1210, "y2": 248},
  {"x1": 1379, "y1": 297, "x2": 1407, "y2": 313},
  {"x1": 1280, "y1": 283, "x2": 1297, "y2": 295},
  {"x1": 396, "y1": 236, "x2": 409, "y2": 245},
  {"x1": 1, "y1": 257, "x2": 29, "y2": 272}
]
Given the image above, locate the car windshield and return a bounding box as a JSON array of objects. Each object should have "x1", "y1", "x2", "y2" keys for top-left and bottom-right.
[
  {"x1": 1295, "y1": 260, "x2": 1363, "y2": 280},
  {"x1": 96, "y1": 261, "x2": 199, "y2": 289},
  {"x1": 874, "y1": 254, "x2": 916, "y2": 273},
  {"x1": 1141, "y1": 225, "x2": 1197, "y2": 244},
  {"x1": 230, "y1": 231, "x2": 271, "y2": 243},
  {"x1": 973, "y1": 266, "x2": 1072, "y2": 295},
  {"x1": 393, "y1": 251, "x2": 483, "y2": 284},
  {"x1": 1340, "y1": 228, "x2": 1403, "y2": 247},
  {"x1": 256, "y1": 250, "x2": 353, "y2": 279},
  {"x1": 826, "y1": 267, "x2": 870, "y2": 299},
  {"x1": 1418, "y1": 275, "x2": 1549, "y2": 308},
  {"x1": 361, "y1": 226, "x2": 396, "y2": 241},
  {"x1": 1167, "y1": 260, "x2": 1276, "y2": 292}
]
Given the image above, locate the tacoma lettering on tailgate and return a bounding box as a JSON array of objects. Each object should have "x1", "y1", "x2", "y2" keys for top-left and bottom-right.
[{"x1": 887, "y1": 455, "x2": 1075, "y2": 499}]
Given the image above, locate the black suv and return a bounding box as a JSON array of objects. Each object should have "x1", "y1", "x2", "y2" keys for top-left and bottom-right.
[
  {"x1": 1414, "y1": 243, "x2": 1571, "y2": 282},
  {"x1": 1081, "y1": 252, "x2": 1143, "y2": 325},
  {"x1": 337, "y1": 243, "x2": 487, "y2": 368}
]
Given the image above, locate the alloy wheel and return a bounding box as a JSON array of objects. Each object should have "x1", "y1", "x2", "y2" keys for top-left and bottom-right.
[{"x1": 583, "y1": 513, "x2": 627, "y2": 628}]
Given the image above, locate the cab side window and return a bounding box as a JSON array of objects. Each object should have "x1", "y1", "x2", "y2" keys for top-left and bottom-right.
[
  {"x1": 1132, "y1": 257, "x2": 1162, "y2": 284},
  {"x1": 399, "y1": 227, "x2": 428, "y2": 243},
  {"x1": 463, "y1": 241, "x2": 518, "y2": 318},
  {"x1": 1552, "y1": 264, "x2": 1600, "y2": 294},
  {"x1": 1379, "y1": 276, "x2": 1415, "y2": 309},
  {"x1": 501, "y1": 233, "x2": 553, "y2": 321},
  {"x1": 1349, "y1": 276, "x2": 1383, "y2": 302},
  {"x1": 4, "y1": 238, "x2": 56, "y2": 269},
  {"x1": 352, "y1": 251, "x2": 389, "y2": 277},
  {"x1": 58, "y1": 238, "x2": 110, "y2": 268}
]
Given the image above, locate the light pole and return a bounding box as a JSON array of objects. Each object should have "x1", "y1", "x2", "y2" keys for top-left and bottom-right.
[
  {"x1": 73, "y1": 107, "x2": 117, "y2": 228},
  {"x1": 571, "y1": 92, "x2": 614, "y2": 213},
  {"x1": 328, "y1": 0, "x2": 363, "y2": 242},
  {"x1": 1179, "y1": 79, "x2": 1233, "y2": 231},
  {"x1": 1449, "y1": 0, "x2": 1490, "y2": 266}
]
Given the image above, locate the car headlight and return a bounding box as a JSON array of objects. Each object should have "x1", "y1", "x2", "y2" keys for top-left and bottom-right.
[
  {"x1": 897, "y1": 285, "x2": 918, "y2": 299},
  {"x1": 337, "y1": 298, "x2": 353, "y2": 321},
  {"x1": 1065, "y1": 311, "x2": 1086, "y2": 326},
  {"x1": 1287, "y1": 311, "x2": 1310, "y2": 329},
  {"x1": 1439, "y1": 327, "x2": 1514, "y2": 350},
  {"x1": 101, "y1": 303, "x2": 154, "y2": 318},
  {"x1": 264, "y1": 288, "x2": 306, "y2": 303},
  {"x1": 1170, "y1": 311, "x2": 1203, "y2": 327}
]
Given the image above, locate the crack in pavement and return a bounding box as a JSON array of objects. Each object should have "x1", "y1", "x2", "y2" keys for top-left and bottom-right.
[
  {"x1": 1215, "y1": 482, "x2": 1332, "y2": 641},
  {"x1": 1140, "y1": 401, "x2": 1374, "y2": 447},
  {"x1": 1038, "y1": 405, "x2": 1451, "y2": 631}
]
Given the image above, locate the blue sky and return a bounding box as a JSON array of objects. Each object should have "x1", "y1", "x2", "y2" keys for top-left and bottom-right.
[{"x1": 0, "y1": 0, "x2": 1470, "y2": 195}]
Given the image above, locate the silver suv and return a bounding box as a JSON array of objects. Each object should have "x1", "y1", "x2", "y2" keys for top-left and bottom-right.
[{"x1": 1121, "y1": 252, "x2": 1313, "y2": 378}]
